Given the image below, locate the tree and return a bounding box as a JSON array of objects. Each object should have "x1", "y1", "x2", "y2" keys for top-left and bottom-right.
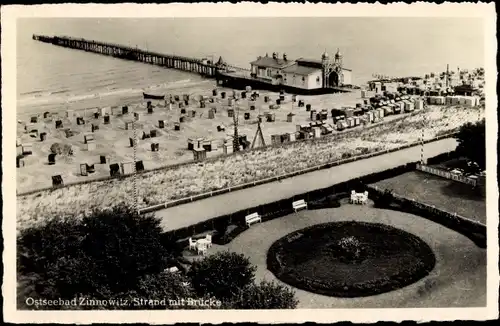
[
  {"x1": 373, "y1": 189, "x2": 394, "y2": 208},
  {"x1": 188, "y1": 251, "x2": 256, "y2": 301},
  {"x1": 108, "y1": 272, "x2": 197, "y2": 310},
  {"x1": 228, "y1": 280, "x2": 298, "y2": 309},
  {"x1": 454, "y1": 119, "x2": 486, "y2": 170},
  {"x1": 17, "y1": 205, "x2": 174, "y2": 306}
]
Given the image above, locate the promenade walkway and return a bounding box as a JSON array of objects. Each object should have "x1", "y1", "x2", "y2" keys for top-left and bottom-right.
[{"x1": 156, "y1": 138, "x2": 458, "y2": 232}]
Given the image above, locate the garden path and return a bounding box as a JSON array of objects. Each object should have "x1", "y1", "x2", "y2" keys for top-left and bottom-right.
[
  {"x1": 211, "y1": 204, "x2": 486, "y2": 308},
  {"x1": 156, "y1": 138, "x2": 458, "y2": 231}
]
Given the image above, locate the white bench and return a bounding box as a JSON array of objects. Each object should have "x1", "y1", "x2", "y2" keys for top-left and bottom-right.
[
  {"x1": 292, "y1": 199, "x2": 308, "y2": 212},
  {"x1": 245, "y1": 212, "x2": 262, "y2": 226}
]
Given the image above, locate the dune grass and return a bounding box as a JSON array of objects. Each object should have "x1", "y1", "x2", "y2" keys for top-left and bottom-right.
[{"x1": 17, "y1": 105, "x2": 483, "y2": 231}]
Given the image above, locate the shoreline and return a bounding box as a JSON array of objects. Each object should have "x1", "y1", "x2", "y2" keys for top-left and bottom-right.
[{"x1": 16, "y1": 79, "x2": 215, "y2": 116}]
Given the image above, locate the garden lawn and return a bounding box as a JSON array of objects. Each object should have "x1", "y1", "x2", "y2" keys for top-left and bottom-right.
[
  {"x1": 208, "y1": 203, "x2": 486, "y2": 308},
  {"x1": 372, "y1": 171, "x2": 486, "y2": 224}
]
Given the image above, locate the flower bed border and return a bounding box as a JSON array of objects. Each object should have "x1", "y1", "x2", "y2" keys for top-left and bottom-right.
[{"x1": 266, "y1": 221, "x2": 436, "y2": 298}]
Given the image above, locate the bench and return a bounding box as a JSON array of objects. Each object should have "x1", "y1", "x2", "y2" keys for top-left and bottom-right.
[
  {"x1": 292, "y1": 199, "x2": 308, "y2": 212},
  {"x1": 245, "y1": 212, "x2": 262, "y2": 226}
]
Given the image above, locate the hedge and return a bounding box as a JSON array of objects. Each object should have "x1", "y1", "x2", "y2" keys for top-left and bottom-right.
[
  {"x1": 162, "y1": 151, "x2": 476, "y2": 249},
  {"x1": 367, "y1": 185, "x2": 486, "y2": 248}
]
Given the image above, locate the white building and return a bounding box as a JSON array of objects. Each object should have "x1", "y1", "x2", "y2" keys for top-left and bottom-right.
[{"x1": 249, "y1": 50, "x2": 352, "y2": 90}]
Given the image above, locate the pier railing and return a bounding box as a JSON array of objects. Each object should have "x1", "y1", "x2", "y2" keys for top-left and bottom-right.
[{"x1": 32, "y1": 34, "x2": 237, "y2": 78}]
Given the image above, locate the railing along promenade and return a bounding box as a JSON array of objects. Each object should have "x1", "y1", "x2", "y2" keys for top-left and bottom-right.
[
  {"x1": 135, "y1": 132, "x2": 458, "y2": 214},
  {"x1": 416, "y1": 164, "x2": 479, "y2": 186},
  {"x1": 32, "y1": 34, "x2": 241, "y2": 78}
]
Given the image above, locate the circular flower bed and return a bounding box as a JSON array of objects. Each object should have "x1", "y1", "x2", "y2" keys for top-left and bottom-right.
[{"x1": 267, "y1": 221, "x2": 436, "y2": 297}]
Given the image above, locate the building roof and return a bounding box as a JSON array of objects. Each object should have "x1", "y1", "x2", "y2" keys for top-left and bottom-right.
[
  {"x1": 296, "y1": 58, "x2": 351, "y2": 71},
  {"x1": 282, "y1": 63, "x2": 320, "y2": 76},
  {"x1": 250, "y1": 56, "x2": 293, "y2": 69},
  {"x1": 296, "y1": 58, "x2": 324, "y2": 68},
  {"x1": 216, "y1": 56, "x2": 226, "y2": 65}
]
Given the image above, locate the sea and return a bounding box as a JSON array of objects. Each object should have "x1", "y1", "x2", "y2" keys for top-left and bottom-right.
[{"x1": 16, "y1": 17, "x2": 484, "y2": 114}]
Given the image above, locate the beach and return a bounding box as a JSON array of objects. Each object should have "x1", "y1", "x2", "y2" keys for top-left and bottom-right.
[{"x1": 16, "y1": 84, "x2": 366, "y2": 193}]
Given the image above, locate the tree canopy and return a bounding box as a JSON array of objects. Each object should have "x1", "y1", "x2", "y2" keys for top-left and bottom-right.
[
  {"x1": 228, "y1": 280, "x2": 298, "y2": 309},
  {"x1": 18, "y1": 205, "x2": 298, "y2": 310},
  {"x1": 188, "y1": 251, "x2": 256, "y2": 301},
  {"x1": 454, "y1": 119, "x2": 486, "y2": 170},
  {"x1": 17, "y1": 205, "x2": 174, "y2": 307}
]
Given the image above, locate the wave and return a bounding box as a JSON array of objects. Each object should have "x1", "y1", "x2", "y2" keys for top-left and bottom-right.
[
  {"x1": 20, "y1": 90, "x2": 45, "y2": 96},
  {"x1": 17, "y1": 79, "x2": 212, "y2": 108},
  {"x1": 50, "y1": 89, "x2": 70, "y2": 95}
]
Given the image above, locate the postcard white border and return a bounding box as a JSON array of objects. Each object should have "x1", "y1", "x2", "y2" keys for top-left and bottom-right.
[{"x1": 2, "y1": 2, "x2": 498, "y2": 324}]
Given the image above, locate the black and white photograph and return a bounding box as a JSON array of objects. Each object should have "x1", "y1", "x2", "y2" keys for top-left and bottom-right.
[{"x1": 2, "y1": 3, "x2": 498, "y2": 324}]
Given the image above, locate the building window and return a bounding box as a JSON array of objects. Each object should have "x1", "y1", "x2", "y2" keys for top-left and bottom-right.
[{"x1": 316, "y1": 76, "x2": 320, "y2": 85}]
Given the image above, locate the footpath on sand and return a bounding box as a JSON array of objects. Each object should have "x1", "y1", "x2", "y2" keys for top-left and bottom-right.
[{"x1": 156, "y1": 138, "x2": 458, "y2": 232}]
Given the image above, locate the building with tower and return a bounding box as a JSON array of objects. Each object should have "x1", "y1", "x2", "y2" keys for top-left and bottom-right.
[{"x1": 216, "y1": 49, "x2": 353, "y2": 94}]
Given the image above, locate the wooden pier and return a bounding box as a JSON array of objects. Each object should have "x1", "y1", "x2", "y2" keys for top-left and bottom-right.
[{"x1": 32, "y1": 34, "x2": 232, "y2": 78}]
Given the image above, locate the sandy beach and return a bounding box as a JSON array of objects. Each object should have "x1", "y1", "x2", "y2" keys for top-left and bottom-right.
[
  {"x1": 16, "y1": 99, "x2": 483, "y2": 232},
  {"x1": 17, "y1": 83, "x2": 365, "y2": 192}
]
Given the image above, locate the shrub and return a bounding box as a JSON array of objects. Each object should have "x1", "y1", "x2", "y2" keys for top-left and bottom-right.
[
  {"x1": 374, "y1": 189, "x2": 394, "y2": 208},
  {"x1": 188, "y1": 251, "x2": 256, "y2": 300},
  {"x1": 335, "y1": 236, "x2": 364, "y2": 263},
  {"x1": 454, "y1": 119, "x2": 485, "y2": 170},
  {"x1": 212, "y1": 222, "x2": 248, "y2": 245},
  {"x1": 17, "y1": 205, "x2": 174, "y2": 305},
  {"x1": 109, "y1": 272, "x2": 195, "y2": 310},
  {"x1": 342, "y1": 152, "x2": 352, "y2": 159},
  {"x1": 50, "y1": 142, "x2": 73, "y2": 155},
  {"x1": 228, "y1": 280, "x2": 298, "y2": 309},
  {"x1": 308, "y1": 198, "x2": 341, "y2": 210}
]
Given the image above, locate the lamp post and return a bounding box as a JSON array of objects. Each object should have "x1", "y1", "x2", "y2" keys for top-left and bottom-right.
[
  {"x1": 420, "y1": 115, "x2": 426, "y2": 165},
  {"x1": 232, "y1": 100, "x2": 240, "y2": 153}
]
